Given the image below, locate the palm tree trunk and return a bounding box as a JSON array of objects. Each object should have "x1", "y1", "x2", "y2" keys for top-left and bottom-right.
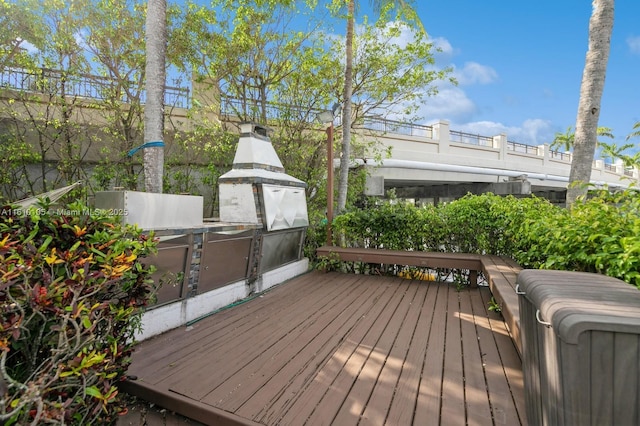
[
  {"x1": 337, "y1": 0, "x2": 355, "y2": 213},
  {"x1": 567, "y1": 0, "x2": 614, "y2": 207},
  {"x1": 143, "y1": 0, "x2": 167, "y2": 193}
]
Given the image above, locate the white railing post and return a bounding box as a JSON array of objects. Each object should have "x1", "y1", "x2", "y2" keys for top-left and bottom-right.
[
  {"x1": 538, "y1": 144, "x2": 549, "y2": 167},
  {"x1": 594, "y1": 159, "x2": 604, "y2": 170},
  {"x1": 432, "y1": 120, "x2": 450, "y2": 154},
  {"x1": 492, "y1": 133, "x2": 507, "y2": 160}
]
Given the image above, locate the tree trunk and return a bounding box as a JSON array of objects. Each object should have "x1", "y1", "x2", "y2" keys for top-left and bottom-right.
[
  {"x1": 337, "y1": 0, "x2": 355, "y2": 213},
  {"x1": 143, "y1": 0, "x2": 167, "y2": 193},
  {"x1": 566, "y1": 0, "x2": 614, "y2": 207}
]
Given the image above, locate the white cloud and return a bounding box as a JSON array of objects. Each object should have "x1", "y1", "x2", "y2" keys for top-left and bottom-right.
[
  {"x1": 406, "y1": 34, "x2": 553, "y2": 147},
  {"x1": 516, "y1": 119, "x2": 556, "y2": 145},
  {"x1": 15, "y1": 38, "x2": 38, "y2": 54},
  {"x1": 627, "y1": 36, "x2": 640, "y2": 55},
  {"x1": 359, "y1": 20, "x2": 428, "y2": 51},
  {"x1": 413, "y1": 37, "x2": 550, "y2": 146},
  {"x1": 418, "y1": 65, "x2": 497, "y2": 123},
  {"x1": 454, "y1": 62, "x2": 498, "y2": 85},
  {"x1": 452, "y1": 118, "x2": 555, "y2": 146},
  {"x1": 421, "y1": 86, "x2": 477, "y2": 123},
  {"x1": 431, "y1": 36, "x2": 454, "y2": 55},
  {"x1": 74, "y1": 30, "x2": 89, "y2": 50}
]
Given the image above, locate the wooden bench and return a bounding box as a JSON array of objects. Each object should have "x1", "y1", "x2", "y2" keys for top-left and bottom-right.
[
  {"x1": 480, "y1": 255, "x2": 523, "y2": 355},
  {"x1": 316, "y1": 246, "x2": 484, "y2": 286},
  {"x1": 316, "y1": 246, "x2": 523, "y2": 355}
]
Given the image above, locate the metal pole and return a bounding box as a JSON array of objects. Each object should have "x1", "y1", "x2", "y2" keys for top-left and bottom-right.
[{"x1": 326, "y1": 123, "x2": 334, "y2": 246}]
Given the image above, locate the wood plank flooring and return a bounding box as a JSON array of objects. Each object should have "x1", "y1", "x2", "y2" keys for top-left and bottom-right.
[{"x1": 122, "y1": 271, "x2": 526, "y2": 426}]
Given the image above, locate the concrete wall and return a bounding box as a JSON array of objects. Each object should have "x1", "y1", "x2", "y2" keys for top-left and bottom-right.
[{"x1": 359, "y1": 120, "x2": 639, "y2": 191}]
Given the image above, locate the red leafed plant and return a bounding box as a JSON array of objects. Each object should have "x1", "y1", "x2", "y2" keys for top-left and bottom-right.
[{"x1": 0, "y1": 200, "x2": 157, "y2": 425}]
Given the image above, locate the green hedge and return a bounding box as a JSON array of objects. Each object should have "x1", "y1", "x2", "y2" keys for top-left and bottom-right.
[
  {"x1": 329, "y1": 191, "x2": 640, "y2": 287},
  {"x1": 0, "y1": 201, "x2": 157, "y2": 424}
]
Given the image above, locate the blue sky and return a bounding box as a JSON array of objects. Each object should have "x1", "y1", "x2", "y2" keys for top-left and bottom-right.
[
  {"x1": 168, "y1": 0, "x2": 639, "y2": 149},
  {"x1": 57, "y1": 0, "x2": 639, "y2": 150},
  {"x1": 386, "y1": 0, "x2": 640, "y2": 148}
]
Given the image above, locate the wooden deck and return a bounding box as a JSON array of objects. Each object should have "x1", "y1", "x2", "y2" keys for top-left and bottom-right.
[{"x1": 121, "y1": 271, "x2": 526, "y2": 426}]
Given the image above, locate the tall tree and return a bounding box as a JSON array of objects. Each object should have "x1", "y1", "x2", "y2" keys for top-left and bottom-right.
[
  {"x1": 0, "y1": 0, "x2": 93, "y2": 194},
  {"x1": 0, "y1": 0, "x2": 41, "y2": 71},
  {"x1": 336, "y1": 0, "x2": 424, "y2": 213},
  {"x1": 566, "y1": 0, "x2": 614, "y2": 207},
  {"x1": 173, "y1": 0, "x2": 444, "y2": 216},
  {"x1": 84, "y1": 0, "x2": 148, "y2": 191},
  {"x1": 143, "y1": 0, "x2": 167, "y2": 193},
  {"x1": 336, "y1": 0, "x2": 355, "y2": 214},
  {"x1": 191, "y1": 0, "x2": 318, "y2": 123}
]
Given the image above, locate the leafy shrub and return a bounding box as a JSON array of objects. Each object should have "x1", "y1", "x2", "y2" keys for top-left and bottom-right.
[
  {"x1": 0, "y1": 201, "x2": 157, "y2": 424},
  {"x1": 439, "y1": 194, "x2": 504, "y2": 253},
  {"x1": 332, "y1": 193, "x2": 556, "y2": 255},
  {"x1": 330, "y1": 191, "x2": 640, "y2": 288},
  {"x1": 487, "y1": 194, "x2": 559, "y2": 262},
  {"x1": 334, "y1": 201, "x2": 424, "y2": 250},
  {"x1": 534, "y1": 190, "x2": 640, "y2": 285}
]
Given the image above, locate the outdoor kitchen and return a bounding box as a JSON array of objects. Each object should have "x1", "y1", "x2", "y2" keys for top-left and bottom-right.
[{"x1": 94, "y1": 122, "x2": 310, "y2": 340}]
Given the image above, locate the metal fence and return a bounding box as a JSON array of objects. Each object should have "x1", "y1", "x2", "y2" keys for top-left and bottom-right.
[
  {"x1": 449, "y1": 130, "x2": 494, "y2": 147},
  {"x1": 219, "y1": 96, "x2": 324, "y2": 123},
  {"x1": 550, "y1": 150, "x2": 572, "y2": 161},
  {"x1": 219, "y1": 96, "x2": 435, "y2": 139},
  {"x1": 360, "y1": 116, "x2": 433, "y2": 138},
  {"x1": 1, "y1": 68, "x2": 629, "y2": 175},
  {"x1": 508, "y1": 141, "x2": 539, "y2": 154},
  {"x1": 0, "y1": 67, "x2": 190, "y2": 108}
]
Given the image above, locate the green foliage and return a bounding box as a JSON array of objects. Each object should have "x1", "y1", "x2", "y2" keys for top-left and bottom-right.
[
  {"x1": 0, "y1": 133, "x2": 39, "y2": 202},
  {"x1": 345, "y1": 18, "x2": 455, "y2": 122},
  {"x1": 332, "y1": 193, "x2": 552, "y2": 255},
  {"x1": 315, "y1": 252, "x2": 342, "y2": 272},
  {"x1": 330, "y1": 191, "x2": 640, "y2": 288},
  {"x1": 551, "y1": 125, "x2": 614, "y2": 151},
  {"x1": 334, "y1": 199, "x2": 422, "y2": 250},
  {"x1": 164, "y1": 121, "x2": 237, "y2": 217},
  {"x1": 0, "y1": 200, "x2": 157, "y2": 424},
  {"x1": 304, "y1": 168, "x2": 367, "y2": 260},
  {"x1": 534, "y1": 190, "x2": 640, "y2": 286},
  {"x1": 439, "y1": 194, "x2": 503, "y2": 253},
  {"x1": 627, "y1": 121, "x2": 640, "y2": 142},
  {"x1": 0, "y1": 0, "x2": 454, "y2": 217},
  {"x1": 488, "y1": 297, "x2": 502, "y2": 313},
  {"x1": 600, "y1": 141, "x2": 640, "y2": 170}
]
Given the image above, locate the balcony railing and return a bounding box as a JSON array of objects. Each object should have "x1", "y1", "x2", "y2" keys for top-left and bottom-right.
[
  {"x1": 450, "y1": 130, "x2": 494, "y2": 147},
  {"x1": 1, "y1": 68, "x2": 635, "y2": 179},
  {"x1": 0, "y1": 67, "x2": 190, "y2": 108},
  {"x1": 360, "y1": 116, "x2": 433, "y2": 138},
  {"x1": 550, "y1": 150, "x2": 572, "y2": 161},
  {"x1": 508, "y1": 141, "x2": 539, "y2": 155},
  {"x1": 219, "y1": 96, "x2": 435, "y2": 139},
  {"x1": 219, "y1": 95, "x2": 325, "y2": 123}
]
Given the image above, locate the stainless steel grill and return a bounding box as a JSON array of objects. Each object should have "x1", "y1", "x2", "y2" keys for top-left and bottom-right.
[{"x1": 218, "y1": 123, "x2": 309, "y2": 231}]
